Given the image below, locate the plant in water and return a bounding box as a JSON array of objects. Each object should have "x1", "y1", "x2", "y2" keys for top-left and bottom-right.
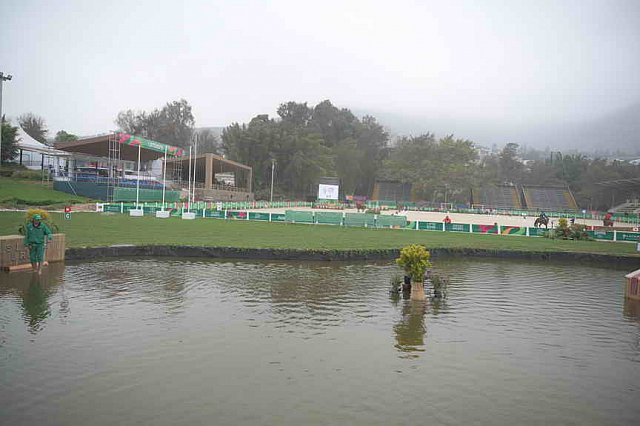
[
  {"x1": 430, "y1": 274, "x2": 450, "y2": 298},
  {"x1": 396, "y1": 244, "x2": 432, "y2": 283}
]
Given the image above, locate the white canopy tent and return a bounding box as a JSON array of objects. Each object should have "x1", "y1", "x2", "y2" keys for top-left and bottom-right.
[{"x1": 14, "y1": 126, "x2": 70, "y2": 173}]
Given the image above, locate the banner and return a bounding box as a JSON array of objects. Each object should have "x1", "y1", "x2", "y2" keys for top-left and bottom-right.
[
  {"x1": 501, "y1": 226, "x2": 526, "y2": 236},
  {"x1": 116, "y1": 133, "x2": 185, "y2": 157},
  {"x1": 616, "y1": 232, "x2": 640, "y2": 242},
  {"x1": 447, "y1": 223, "x2": 471, "y2": 232},
  {"x1": 418, "y1": 221, "x2": 443, "y2": 231}
]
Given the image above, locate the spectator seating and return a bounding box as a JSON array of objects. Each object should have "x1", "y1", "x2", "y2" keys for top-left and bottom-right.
[
  {"x1": 471, "y1": 186, "x2": 522, "y2": 209},
  {"x1": 522, "y1": 186, "x2": 578, "y2": 211}
]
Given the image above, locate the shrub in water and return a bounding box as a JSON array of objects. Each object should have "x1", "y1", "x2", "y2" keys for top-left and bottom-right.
[{"x1": 396, "y1": 244, "x2": 432, "y2": 283}]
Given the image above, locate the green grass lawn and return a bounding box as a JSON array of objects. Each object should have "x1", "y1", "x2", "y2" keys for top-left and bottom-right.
[
  {"x1": 0, "y1": 178, "x2": 90, "y2": 207},
  {"x1": 0, "y1": 211, "x2": 638, "y2": 256}
]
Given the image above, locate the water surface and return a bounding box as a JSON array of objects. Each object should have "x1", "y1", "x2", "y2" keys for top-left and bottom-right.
[{"x1": 1, "y1": 258, "x2": 639, "y2": 425}]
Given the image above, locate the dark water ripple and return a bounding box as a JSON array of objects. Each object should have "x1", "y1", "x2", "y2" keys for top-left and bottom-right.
[{"x1": 1, "y1": 258, "x2": 639, "y2": 425}]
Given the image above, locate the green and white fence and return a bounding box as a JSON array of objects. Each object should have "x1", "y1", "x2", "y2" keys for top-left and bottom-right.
[{"x1": 96, "y1": 202, "x2": 640, "y2": 243}]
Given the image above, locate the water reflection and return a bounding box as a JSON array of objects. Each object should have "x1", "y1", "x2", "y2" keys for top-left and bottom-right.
[
  {"x1": 73, "y1": 259, "x2": 188, "y2": 314},
  {"x1": 394, "y1": 300, "x2": 427, "y2": 357},
  {"x1": 0, "y1": 263, "x2": 65, "y2": 333},
  {"x1": 623, "y1": 299, "x2": 640, "y2": 323}
]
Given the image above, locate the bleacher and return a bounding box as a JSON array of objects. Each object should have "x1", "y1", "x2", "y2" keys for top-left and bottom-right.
[
  {"x1": 522, "y1": 186, "x2": 578, "y2": 211},
  {"x1": 471, "y1": 186, "x2": 522, "y2": 209},
  {"x1": 612, "y1": 201, "x2": 640, "y2": 214},
  {"x1": 371, "y1": 181, "x2": 412, "y2": 201}
]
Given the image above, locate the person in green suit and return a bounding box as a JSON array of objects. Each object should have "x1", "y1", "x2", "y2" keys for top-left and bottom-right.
[{"x1": 23, "y1": 214, "x2": 53, "y2": 275}]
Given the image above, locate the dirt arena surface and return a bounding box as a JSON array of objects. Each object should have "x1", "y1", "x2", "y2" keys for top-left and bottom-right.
[{"x1": 253, "y1": 206, "x2": 635, "y2": 229}]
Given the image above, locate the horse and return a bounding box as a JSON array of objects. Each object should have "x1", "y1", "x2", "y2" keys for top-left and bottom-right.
[
  {"x1": 603, "y1": 218, "x2": 614, "y2": 227},
  {"x1": 534, "y1": 216, "x2": 549, "y2": 229},
  {"x1": 355, "y1": 201, "x2": 365, "y2": 212}
]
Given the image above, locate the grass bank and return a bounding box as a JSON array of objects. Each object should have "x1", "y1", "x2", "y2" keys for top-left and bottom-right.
[
  {"x1": 0, "y1": 211, "x2": 638, "y2": 257},
  {"x1": 0, "y1": 178, "x2": 89, "y2": 207}
]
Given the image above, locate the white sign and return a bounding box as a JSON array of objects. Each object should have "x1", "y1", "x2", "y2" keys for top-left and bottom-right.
[{"x1": 318, "y1": 184, "x2": 339, "y2": 200}]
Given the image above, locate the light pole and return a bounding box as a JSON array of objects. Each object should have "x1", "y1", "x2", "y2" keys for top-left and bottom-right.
[
  {"x1": 270, "y1": 159, "x2": 276, "y2": 203},
  {"x1": 0, "y1": 71, "x2": 14, "y2": 164}
]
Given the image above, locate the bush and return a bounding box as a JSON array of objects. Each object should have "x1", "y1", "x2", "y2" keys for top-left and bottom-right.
[
  {"x1": 551, "y1": 217, "x2": 591, "y2": 240},
  {"x1": 18, "y1": 208, "x2": 58, "y2": 235},
  {"x1": 396, "y1": 244, "x2": 432, "y2": 282},
  {"x1": 12, "y1": 169, "x2": 43, "y2": 180}
]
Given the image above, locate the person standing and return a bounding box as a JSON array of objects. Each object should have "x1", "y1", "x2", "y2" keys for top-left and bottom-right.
[{"x1": 23, "y1": 214, "x2": 53, "y2": 275}]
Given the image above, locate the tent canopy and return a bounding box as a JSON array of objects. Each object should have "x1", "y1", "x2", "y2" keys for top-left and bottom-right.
[{"x1": 16, "y1": 127, "x2": 70, "y2": 157}]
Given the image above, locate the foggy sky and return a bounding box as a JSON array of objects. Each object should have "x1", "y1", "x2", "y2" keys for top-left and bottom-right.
[{"x1": 1, "y1": 0, "x2": 639, "y2": 145}]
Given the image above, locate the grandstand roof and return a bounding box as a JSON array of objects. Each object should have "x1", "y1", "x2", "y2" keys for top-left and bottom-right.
[{"x1": 55, "y1": 134, "x2": 181, "y2": 162}]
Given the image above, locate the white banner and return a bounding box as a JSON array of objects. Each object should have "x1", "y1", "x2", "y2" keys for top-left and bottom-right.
[{"x1": 318, "y1": 184, "x2": 339, "y2": 200}]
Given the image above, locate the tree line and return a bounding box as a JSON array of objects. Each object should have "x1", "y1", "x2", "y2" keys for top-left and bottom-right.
[{"x1": 3, "y1": 99, "x2": 639, "y2": 211}]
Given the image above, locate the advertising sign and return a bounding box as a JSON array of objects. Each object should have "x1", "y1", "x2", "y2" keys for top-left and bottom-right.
[{"x1": 318, "y1": 184, "x2": 339, "y2": 200}]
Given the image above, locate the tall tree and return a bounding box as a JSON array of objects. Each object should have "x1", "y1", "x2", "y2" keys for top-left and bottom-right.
[
  {"x1": 1, "y1": 116, "x2": 20, "y2": 163},
  {"x1": 382, "y1": 133, "x2": 478, "y2": 203},
  {"x1": 54, "y1": 130, "x2": 78, "y2": 143},
  {"x1": 115, "y1": 99, "x2": 195, "y2": 147},
  {"x1": 18, "y1": 113, "x2": 48, "y2": 145},
  {"x1": 195, "y1": 129, "x2": 219, "y2": 154},
  {"x1": 498, "y1": 143, "x2": 524, "y2": 184}
]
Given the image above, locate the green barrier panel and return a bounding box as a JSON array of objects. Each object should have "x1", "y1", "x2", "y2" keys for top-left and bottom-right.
[
  {"x1": 588, "y1": 230, "x2": 615, "y2": 241},
  {"x1": 616, "y1": 232, "x2": 640, "y2": 242},
  {"x1": 315, "y1": 211, "x2": 343, "y2": 225},
  {"x1": 103, "y1": 204, "x2": 121, "y2": 213},
  {"x1": 472, "y1": 224, "x2": 499, "y2": 234},
  {"x1": 143, "y1": 206, "x2": 163, "y2": 214},
  {"x1": 527, "y1": 227, "x2": 548, "y2": 237},
  {"x1": 500, "y1": 226, "x2": 526, "y2": 236},
  {"x1": 418, "y1": 221, "x2": 443, "y2": 231},
  {"x1": 376, "y1": 215, "x2": 408, "y2": 228},
  {"x1": 344, "y1": 213, "x2": 376, "y2": 227},
  {"x1": 248, "y1": 212, "x2": 270, "y2": 221},
  {"x1": 447, "y1": 223, "x2": 471, "y2": 232},
  {"x1": 227, "y1": 211, "x2": 248, "y2": 220},
  {"x1": 113, "y1": 187, "x2": 180, "y2": 202},
  {"x1": 285, "y1": 210, "x2": 314, "y2": 223},
  {"x1": 271, "y1": 213, "x2": 286, "y2": 222},
  {"x1": 205, "y1": 210, "x2": 226, "y2": 219}
]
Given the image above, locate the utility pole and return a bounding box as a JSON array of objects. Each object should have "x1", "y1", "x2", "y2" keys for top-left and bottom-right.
[
  {"x1": 0, "y1": 71, "x2": 14, "y2": 164},
  {"x1": 270, "y1": 159, "x2": 276, "y2": 203}
]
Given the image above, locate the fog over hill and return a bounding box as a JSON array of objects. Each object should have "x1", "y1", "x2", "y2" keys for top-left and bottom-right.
[{"x1": 359, "y1": 101, "x2": 640, "y2": 156}]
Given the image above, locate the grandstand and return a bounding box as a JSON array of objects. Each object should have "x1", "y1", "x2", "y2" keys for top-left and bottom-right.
[
  {"x1": 611, "y1": 200, "x2": 640, "y2": 214},
  {"x1": 521, "y1": 185, "x2": 578, "y2": 211},
  {"x1": 471, "y1": 185, "x2": 522, "y2": 209},
  {"x1": 371, "y1": 180, "x2": 413, "y2": 202}
]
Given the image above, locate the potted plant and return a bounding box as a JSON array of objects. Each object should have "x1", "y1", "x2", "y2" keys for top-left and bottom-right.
[{"x1": 396, "y1": 244, "x2": 432, "y2": 300}]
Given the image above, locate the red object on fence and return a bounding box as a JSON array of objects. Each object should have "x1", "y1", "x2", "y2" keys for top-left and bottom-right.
[{"x1": 64, "y1": 206, "x2": 72, "y2": 213}]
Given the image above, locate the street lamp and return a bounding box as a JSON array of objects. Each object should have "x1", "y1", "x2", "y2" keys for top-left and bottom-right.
[
  {"x1": 270, "y1": 159, "x2": 276, "y2": 203},
  {"x1": 0, "y1": 71, "x2": 13, "y2": 164}
]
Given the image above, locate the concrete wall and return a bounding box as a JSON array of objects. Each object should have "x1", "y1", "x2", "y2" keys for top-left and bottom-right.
[{"x1": 0, "y1": 234, "x2": 66, "y2": 271}]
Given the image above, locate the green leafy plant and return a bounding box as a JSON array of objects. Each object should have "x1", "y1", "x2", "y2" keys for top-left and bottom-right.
[
  {"x1": 430, "y1": 273, "x2": 449, "y2": 298},
  {"x1": 396, "y1": 244, "x2": 432, "y2": 283},
  {"x1": 551, "y1": 217, "x2": 591, "y2": 240},
  {"x1": 18, "y1": 208, "x2": 58, "y2": 235}
]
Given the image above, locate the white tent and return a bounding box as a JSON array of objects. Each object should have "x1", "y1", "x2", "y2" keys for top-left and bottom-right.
[{"x1": 14, "y1": 126, "x2": 70, "y2": 172}]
